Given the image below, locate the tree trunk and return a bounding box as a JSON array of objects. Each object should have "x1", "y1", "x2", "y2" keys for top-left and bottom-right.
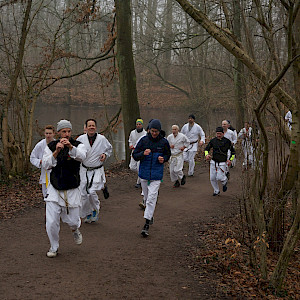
[
  {"x1": 115, "y1": 0, "x2": 140, "y2": 166},
  {"x1": 1, "y1": 0, "x2": 32, "y2": 175},
  {"x1": 162, "y1": 0, "x2": 173, "y2": 80},
  {"x1": 233, "y1": 0, "x2": 245, "y2": 129}
]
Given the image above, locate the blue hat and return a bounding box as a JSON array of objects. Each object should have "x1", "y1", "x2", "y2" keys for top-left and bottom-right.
[{"x1": 149, "y1": 119, "x2": 161, "y2": 131}]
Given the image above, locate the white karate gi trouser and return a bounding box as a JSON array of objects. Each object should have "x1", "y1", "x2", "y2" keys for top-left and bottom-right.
[
  {"x1": 169, "y1": 155, "x2": 184, "y2": 182},
  {"x1": 243, "y1": 144, "x2": 254, "y2": 167},
  {"x1": 80, "y1": 169, "x2": 105, "y2": 218},
  {"x1": 140, "y1": 179, "x2": 161, "y2": 220},
  {"x1": 183, "y1": 150, "x2": 197, "y2": 176},
  {"x1": 210, "y1": 160, "x2": 227, "y2": 194},
  {"x1": 129, "y1": 156, "x2": 141, "y2": 184},
  {"x1": 80, "y1": 188, "x2": 100, "y2": 218},
  {"x1": 46, "y1": 201, "x2": 81, "y2": 252}
]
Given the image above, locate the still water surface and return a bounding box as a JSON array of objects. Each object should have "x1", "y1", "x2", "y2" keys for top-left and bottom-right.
[{"x1": 33, "y1": 103, "x2": 235, "y2": 164}]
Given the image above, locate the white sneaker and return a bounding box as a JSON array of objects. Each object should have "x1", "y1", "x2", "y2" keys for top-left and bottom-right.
[
  {"x1": 73, "y1": 229, "x2": 82, "y2": 245},
  {"x1": 47, "y1": 249, "x2": 58, "y2": 258}
]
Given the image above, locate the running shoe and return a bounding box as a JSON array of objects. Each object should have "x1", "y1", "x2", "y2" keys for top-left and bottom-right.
[
  {"x1": 141, "y1": 224, "x2": 149, "y2": 237},
  {"x1": 91, "y1": 209, "x2": 99, "y2": 222},
  {"x1": 84, "y1": 214, "x2": 92, "y2": 223},
  {"x1": 46, "y1": 249, "x2": 58, "y2": 258},
  {"x1": 73, "y1": 229, "x2": 83, "y2": 245}
]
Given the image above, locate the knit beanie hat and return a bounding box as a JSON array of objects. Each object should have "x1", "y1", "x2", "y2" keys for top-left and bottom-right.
[
  {"x1": 149, "y1": 119, "x2": 161, "y2": 131},
  {"x1": 216, "y1": 126, "x2": 224, "y2": 133},
  {"x1": 57, "y1": 120, "x2": 72, "y2": 132}
]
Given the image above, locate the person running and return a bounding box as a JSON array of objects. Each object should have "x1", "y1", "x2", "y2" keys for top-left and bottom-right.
[
  {"x1": 30, "y1": 125, "x2": 55, "y2": 198},
  {"x1": 285, "y1": 110, "x2": 292, "y2": 130},
  {"x1": 128, "y1": 119, "x2": 147, "y2": 188},
  {"x1": 132, "y1": 119, "x2": 171, "y2": 237},
  {"x1": 205, "y1": 127, "x2": 235, "y2": 196},
  {"x1": 77, "y1": 119, "x2": 112, "y2": 223},
  {"x1": 42, "y1": 120, "x2": 87, "y2": 258},
  {"x1": 221, "y1": 120, "x2": 236, "y2": 177},
  {"x1": 167, "y1": 125, "x2": 190, "y2": 188},
  {"x1": 238, "y1": 121, "x2": 254, "y2": 169},
  {"x1": 181, "y1": 114, "x2": 205, "y2": 177}
]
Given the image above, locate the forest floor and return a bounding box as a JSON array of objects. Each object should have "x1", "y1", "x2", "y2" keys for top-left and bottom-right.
[{"x1": 0, "y1": 157, "x2": 299, "y2": 299}]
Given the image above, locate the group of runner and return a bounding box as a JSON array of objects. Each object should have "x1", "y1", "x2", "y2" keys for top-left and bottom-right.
[{"x1": 30, "y1": 115, "x2": 256, "y2": 256}]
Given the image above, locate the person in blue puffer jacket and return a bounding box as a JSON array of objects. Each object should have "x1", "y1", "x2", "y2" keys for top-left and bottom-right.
[{"x1": 133, "y1": 119, "x2": 171, "y2": 237}]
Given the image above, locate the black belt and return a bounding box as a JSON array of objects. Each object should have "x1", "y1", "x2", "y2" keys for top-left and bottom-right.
[
  {"x1": 82, "y1": 164, "x2": 103, "y2": 171},
  {"x1": 82, "y1": 164, "x2": 103, "y2": 193}
]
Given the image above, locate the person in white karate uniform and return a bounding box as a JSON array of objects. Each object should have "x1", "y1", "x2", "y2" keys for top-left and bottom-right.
[
  {"x1": 181, "y1": 114, "x2": 205, "y2": 177},
  {"x1": 42, "y1": 120, "x2": 87, "y2": 258},
  {"x1": 30, "y1": 125, "x2": 55, "y2": 197},
  {"x1": 222, "y1": 120, "x2": 237, "y2": 177},
  {"x1": 285, "y1": 110, "x2": 292, "y2": 130},
  {"x1": 77, "y1": 119, "x2": 112, "y2": 223},
  {"x1": 205, "y1": 127, "x2": 235, "y2": 196},
  {"x1": 167, "y1": 125, "x2": 190, "y2": 187},
  {"x1": 128, "y1": 119, "x2": 147, "y2": 188},
  {"x1": 238, "y1": 121, "x2": 254, "y2": 168}
]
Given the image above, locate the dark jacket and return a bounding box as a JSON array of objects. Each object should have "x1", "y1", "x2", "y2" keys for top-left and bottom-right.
[
  {"x1": 132, "y1": 133, "x2": 171, "y2": 180},
  {"x1": 48, "y1": 138, "x2": 82, "y2": 190},
  {"x1": 205, "y1": 137, "x2": 235, "y2": 163}
]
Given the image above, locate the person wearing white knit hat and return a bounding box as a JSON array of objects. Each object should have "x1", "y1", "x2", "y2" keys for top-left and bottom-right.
[{"x1": 42, "y1": 119, "x2": 87, "y2": 258}]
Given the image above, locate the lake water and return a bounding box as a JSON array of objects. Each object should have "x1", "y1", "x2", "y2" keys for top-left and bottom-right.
[{"x1": 33, "y1": 103, "x2": 236, "y2": 165}]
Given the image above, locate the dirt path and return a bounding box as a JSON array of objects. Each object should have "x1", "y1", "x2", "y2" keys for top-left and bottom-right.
[{"x1": 0, "y1": 163, "x2": 240, "y2": 299}]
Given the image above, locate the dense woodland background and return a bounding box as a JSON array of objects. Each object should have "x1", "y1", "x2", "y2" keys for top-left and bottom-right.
[{"x1": 0, "y1": 0, "x2": 299, "y2": 296}]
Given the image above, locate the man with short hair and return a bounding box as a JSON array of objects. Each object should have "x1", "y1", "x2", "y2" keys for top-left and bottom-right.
[
  {"x1": 30, "y1": 125, "x2": 55, "y2": 197},
  {"x1": 205, "y1": 127, "x2": 235, "y2": 196},
  {"x1": 77, "y1": 119, "x2": 112, "y2": 223},
  {"x1": 221, "y1": 120, "x2": 237, "y2": 175},
  {"x1": 167, "y1": 125, "x2": 190, "y2": 187},
  {"x1": 181, "y1": 114, "x2": 205, "y2": 177},
  {"x1": 133, "y1": 119, "x2": 171, "y2": 237},
  {"x1": 222, "y1": 120, "x2": 237, "y2": 145},
  {"x1": 42, "y1": 120, "x2": 87, "y2": 258},
  {"x1": 128, "y1": 119, "x2": 147, "y2": 188}
]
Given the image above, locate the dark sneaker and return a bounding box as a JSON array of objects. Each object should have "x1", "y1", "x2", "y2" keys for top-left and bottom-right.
[
  {"x1": 135, "y1": 183, "x2": 141, "y2": 188},
  {"x1": 141, "y1": 224, "x2": 149, "y2": 237},
  {"x1": 102, "y1": 186, "x2": 109, "y2": 199},
  {"x1": 173, "y1": 180, "x2": 180, "y2": 188},
  {"x1": 213, "y1": 191, "x2": 220, "y2": 196},
  {"x1": 181, "y1": 175, "x2": 186, "y2": 185},
  {"x1": 223, "y1": 183, "x2": 228, "y2": 192}
]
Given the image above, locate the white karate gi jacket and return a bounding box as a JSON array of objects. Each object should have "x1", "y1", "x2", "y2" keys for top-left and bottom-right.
[
  {"x1": 167, "y1": 133, "x2": 190, "y2": 156},
  {"x1": 181, "y1": 123, "x2": 205, "y2": 151},
  {"x1": 128, "y1": 129, "x2": 147, "y2": 148},
  {"x1": 224, "y1": 129, "x2": 236, "y2": 144},
  {"x1": 42, "y1": 143, "x2": 87, "y2": 207},
  {"x1": 77, "y1": 133, "x2": 112, "y2": 190},
  {"x1": 30, "y1": 139, "x2": 48, "y2": 184}
]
